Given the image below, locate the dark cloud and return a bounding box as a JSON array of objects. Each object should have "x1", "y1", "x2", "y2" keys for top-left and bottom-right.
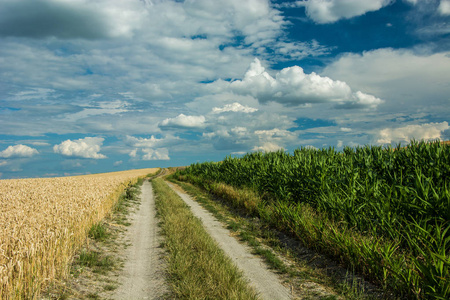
[{"x1": 0, "y1": 0, "x2": 110, "y2": 39}]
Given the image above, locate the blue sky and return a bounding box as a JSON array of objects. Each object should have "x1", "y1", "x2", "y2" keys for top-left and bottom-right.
[{"x1": 0, "y1": 0, "x2": 449, "y2": 179}]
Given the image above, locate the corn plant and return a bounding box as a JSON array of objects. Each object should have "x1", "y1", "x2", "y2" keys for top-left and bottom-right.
[{"x1": 176, "y1": 140, "x2": 450, "y2": 299}]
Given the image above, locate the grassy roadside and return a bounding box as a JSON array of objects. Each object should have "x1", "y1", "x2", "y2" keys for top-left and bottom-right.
[
  {"x1": 167, "y1": 175, "x2": 392, "y2": 300},
  {"x1": 152, "y1": 177, "x2": 258, "y2": 300}
]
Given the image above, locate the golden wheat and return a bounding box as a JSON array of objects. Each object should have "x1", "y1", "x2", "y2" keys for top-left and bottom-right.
[{"x1": 0, "y1": 168, "x2": 158, "y2": 299}]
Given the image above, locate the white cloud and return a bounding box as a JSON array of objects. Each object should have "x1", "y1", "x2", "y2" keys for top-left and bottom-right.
[
  {"x1": 322, "y1": 49, "x2": 450, "y2": 109},
  {"x1": 188, "y1": 93, "x2": 259, "y2": 115},
  {"x1": 53, "y1": 137, "x2": 106, "y2": 159},
  {"x1": 303, "y1": 0, "x2": 393, "y2": 24},
  {"x1": 9, "y1": 88, "x2": 56, "y2": 101},
  {"x1": 212, "y1": 102, "x2": 258, "y2": 114},
  {"x1": 0, "y1": 144, "x2": 39, "y2": 158},
  {"x1": 0, "y1": 0, "x2": 305, "y2": 142},
  {"x1": 160, "y1": 114, "x2": 206, "y2": 129},
  {"x1": 252, "y1": 142, "x2": 284, "y2": 152},
  {"x1": 129, "y1": 148, "x2": 138, "y2": 158},
  {"x1": 273, "y1": 40, "x2": 332, "y2": 61},
  {"x1": 63, "y1": 100, "x2": 130, "y2": 122},
  {"x1": 203, "y1": 132, "x2": 217, "y2": 139},
  {"x1": 113, "y1": 160, "x2": 123, "y2": 166},
  {"x1": 142, "y1": 148, "x2": 170, "y2": 160},
  {"x1": 26, "y1": 141, "x2": 50, "y2": 146},
  {"x1": 231, "y1": 151, "x2": 247, "y2": 155},
  {"x1": 124, "y1": 134, "x2": 182, "y2": 157},
  {"x1": 336, "y1": 91, "x2": 384, "y2": 109},
  {"x1": 124, "y1": 135, "x2": 179, "y2": 160},
  {"x1": 377, "y1": 122, "x2": 449, "y2": 144},
  {"x1": 202, "y1": 127, "x2": 252, "y2": 151},
  {"x1": 228, "y1": 58, "x2": 383, "y2": 108},
  {"x1": 438, "y1": 0, "x2": 450, "y2": 15},
  {"x1": 231, "y1": 127, "x2": 249, "y2": 136},
  {"x1": 255, "y1": 128, "x2": 292, "y2": 138}
]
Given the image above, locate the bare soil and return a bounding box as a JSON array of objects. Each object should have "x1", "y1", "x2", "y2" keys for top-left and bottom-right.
[{"x1": 110, "y1": 180, "x2": 167, "y2": 300}]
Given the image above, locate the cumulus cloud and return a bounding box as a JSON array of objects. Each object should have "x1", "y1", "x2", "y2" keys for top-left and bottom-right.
[
  {"x1": 252, "y1": 142, "x2": 284, "y2": 152},
  {"x1": 124, "y1": 135, "x2": 177, "y2": 160},
  {"x1": 255, "y1": 128, "x2": 293, "y2": 138},
  {"x1": 159, "y1": 114, "x2": 206, "y2": 129},
  {"x1": 129, "y1": 148, "x2": 138, "y2": 158},
  {"x1": 377, "y1": 122, "x2": 449, "y2": 144},
  {"x1": 0, "y1": 144, "x2": 38, "y2": 158},
  {"x1": 228, "y1": 58, "x2": 383, "y2": 108},
  {"x1": 142, "y1": 148, "x2": 170, "y2": 161},
  {"x1": 202, "y1": 127, "x2": 252, "y2": 151},
  {"x1": 438, "y1": 0, "x2": 450, "y2": 15},
  {"x1": 253, "y1": 128, "x2": 297, "y2": 151},
  {"x1": 53, "y1": 137, "x2": 107, "y2": 159},
  {"x1": 212, "y1": 102, "x2": 258, "y2": 114},
  {"x1": 203, "y1": 126, "x2": 295, "y2": 153},
  {"x1": 125, "y1": 135, "x2": 176, "y2": 148},
  {"x1": 322, "y1": 49, "x2": 450, "y2": 109},
  {"x1": 302, "y1": 0, "x2": 393, "y2": 24}
]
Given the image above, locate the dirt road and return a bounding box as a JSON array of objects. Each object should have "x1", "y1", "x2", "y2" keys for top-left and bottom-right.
[
  {"x1": 166, "y1": 181, "x2": 292, "y2": 300},
  {"x1": 112, "y1": 177, "x2": 292, "y2": 299},
  {"x1": 111, "y1": 180, "x2": 167, "y2": 300}
]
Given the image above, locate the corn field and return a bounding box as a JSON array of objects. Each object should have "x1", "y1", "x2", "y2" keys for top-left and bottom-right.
[
  {"x1": 176, "y1": 141, "x2": 450, "y2": 299},
  {"x1": 0, "y1": 168, "x2": 157, "y2": 299}
]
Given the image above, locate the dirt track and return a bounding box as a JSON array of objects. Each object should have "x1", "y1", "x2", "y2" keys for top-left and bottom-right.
[
  {"x1": 166, "y1": 181, "x2": 292, "y2": 300},
  {"x1": 110, "y1": 176, "x2": 292, "y2": 299},
  {"x1": 111, "y1": 180, "x2": 167, "y2": 300}
]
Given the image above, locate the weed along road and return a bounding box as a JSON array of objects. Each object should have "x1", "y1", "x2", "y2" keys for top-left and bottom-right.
[
  {"x1": 111, "y1": 179, "x2": 167, "y2": 300},
  {"x1": 166, "y1": 181, "x2": 292, "y2": 300}
]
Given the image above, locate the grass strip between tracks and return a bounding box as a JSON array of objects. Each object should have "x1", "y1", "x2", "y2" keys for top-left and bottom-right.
[{"x1": 152, "y1": 178, "x2": 258, "y2": 300}]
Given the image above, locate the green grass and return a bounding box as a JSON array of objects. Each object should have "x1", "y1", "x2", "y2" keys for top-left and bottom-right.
[
  {"x1": 103, "y1": 284, "x2": 117, "y2": 291},
  {"x1": 112, "y1": 180, "x2": 143, "y2": 226},
  {"x1": 88, "y1": 222, "x2": 110, "y2": 241},
  {"x1": 152, "y1": 178, "x2": 258, "y2": 300},
  {"x1": 76, "y1": 249, "x2": 115, "y2": 274}
]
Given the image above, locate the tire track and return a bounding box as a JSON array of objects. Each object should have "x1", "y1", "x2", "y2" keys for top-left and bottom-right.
[
  {"x1": 111, "y1": 180, "x2": 167, "y2": 300},
  {"x1": 165, "y1": 181, "x2": 292, "y2": 300}
]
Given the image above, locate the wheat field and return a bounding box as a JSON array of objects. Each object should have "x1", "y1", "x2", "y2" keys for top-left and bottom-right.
[{"x1": 0, "y1": 168, "x2": 158, "y2": 299}]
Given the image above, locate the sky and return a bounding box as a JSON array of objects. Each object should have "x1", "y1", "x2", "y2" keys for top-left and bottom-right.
[{"x1": 0, "y1": 0, "x2": 449, "y2": 179}]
